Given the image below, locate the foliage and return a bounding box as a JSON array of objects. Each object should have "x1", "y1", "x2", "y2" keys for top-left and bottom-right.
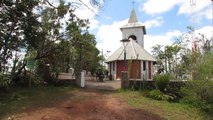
[
  {"x1": 0, "y1": 0, "x2": 39, "y2": 68},
  {"x1": 192, "y1": 52, "x2": 213, "y2": 80},
  {"x1": 118, "y1": 90, "x2": 212, "y2": 120},
  {"x1": 0, "y1": 73, "x2": 12, "y2": 88},
  {"x1": 166, "y1": 81, "x2": 186, "y2": 101},
  {"x1": 151, "y1": 27, "x2": 213, "y2": 80},
  {"x1": 151, "y1": 45, "x2": 165, "y2": 74},
  {"x1": 0, "y1": 0, "x2": 104, "y2": 86},
  {"x1": 181, "y1": 80, "x2": 213, "y2": 113},
  {"x1": 154, "y1": 74, "x2": 171, "y2": 92},
  {"x1": 152, "y1": 44, "x2": 181, "y2": 74},
  {"x1": 149, "y1": 89, "x2": 175, "y2": 101}
]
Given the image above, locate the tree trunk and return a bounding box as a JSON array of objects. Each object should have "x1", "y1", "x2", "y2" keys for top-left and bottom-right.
[{"x1": 12, "y1": 62, "x2": 27, "y2": 83}]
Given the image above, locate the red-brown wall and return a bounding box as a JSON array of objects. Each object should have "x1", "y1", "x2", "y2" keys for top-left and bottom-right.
[
  {"x1": 116, "y1": 60, "x2": 141, "y2": 80},
  {"x1": 129, "y1": 60, "x2": 141, "y2": 79},
  {"x1": 148, "y1": 61, "x2": 152, "y2": 79},
  {"x1": 108, "y1": 60, "x2": 153, "y2": 80},
  {"x1": 116, "y1": 60, "x2": 127, "y2": 79}
]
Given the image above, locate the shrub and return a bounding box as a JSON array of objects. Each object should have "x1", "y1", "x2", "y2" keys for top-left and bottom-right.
[
  {"x1": 181, "y1": 80, "x2": 213, "y2": 113},
  {"x1": 149, "y1": 89, "x2": 175, "y2": 101},
  {"x1": 0, "y1": 73, "x2": 12, "y2": 88},
  {"x1": 154, "y1": 74, "x2": 171, "y2": 92}
]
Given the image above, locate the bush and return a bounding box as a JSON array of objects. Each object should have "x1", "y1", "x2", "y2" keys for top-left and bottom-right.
[
  {"x1": 149, "y1": 89, "x2": 175, "y2": 101},
  {"x1": 154, "y1": 74, "x2": 171, "y2": 92},
  {"x1": 166, "y1": 81, "x2": 186, "y2": 101},
  {"x1": 181, "y1": 80, "x2": 213, "y2": 113},
  {"x1": 0, "y1": 73, "x2": 12, "y2": 88}
]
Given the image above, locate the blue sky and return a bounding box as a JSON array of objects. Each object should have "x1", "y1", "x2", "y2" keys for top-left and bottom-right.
[{"x1": 72, "y1": 0, "x2": 212, "y2": 56}]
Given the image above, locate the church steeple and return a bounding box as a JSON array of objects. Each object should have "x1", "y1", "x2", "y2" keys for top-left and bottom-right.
[
  {"x1": 120, "y1": 4, "x2": 146, "y2": 48},
  {"x1": 128, "y1": 9, "x2": 138, "y2": 23}
]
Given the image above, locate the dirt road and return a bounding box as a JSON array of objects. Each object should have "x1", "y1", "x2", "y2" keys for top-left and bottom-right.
[
  {"x1": 6, "y1": 80, "x2": 162, "y2": 120},
  {"x1": 7, "y1": 89, "x2": 161, "y2": 120}
]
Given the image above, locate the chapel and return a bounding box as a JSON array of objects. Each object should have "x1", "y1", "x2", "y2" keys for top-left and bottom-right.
[{"x1": 106, "y1": 9, "x2": 156, "y2": 80}]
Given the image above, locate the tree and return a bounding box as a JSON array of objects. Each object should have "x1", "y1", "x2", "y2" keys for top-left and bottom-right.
[
  {"x1": 0, "y1": 0, "x2": 40, "y2": 72},
  {"x1": 152, "y1": 45, "x2": 165, "y2": 74},
  {"x1": 1, "y1": 0, "x2": 105, "y2": 86}
]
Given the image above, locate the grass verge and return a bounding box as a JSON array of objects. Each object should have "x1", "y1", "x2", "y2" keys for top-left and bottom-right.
[
  {"x1": 117, "y1": 89, "x2": 213, "y2": 120},
  {"x1": 0, "y1": 86, "x2": 76, "y2": 119}
]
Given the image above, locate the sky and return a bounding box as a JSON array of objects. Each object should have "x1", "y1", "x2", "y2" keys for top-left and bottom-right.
[{"x1": 72, "y1": 0, "x2": 213, "y2": 57}]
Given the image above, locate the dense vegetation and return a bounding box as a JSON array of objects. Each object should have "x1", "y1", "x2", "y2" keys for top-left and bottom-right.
[
  {"x1": 0, "y1": 0, "x2": 104, "y2": 88},
  {"x1": 119, "y1": 90, "x2": 213, "y2": 120},
  {"x1": 151, "y1": 28, "x2": 213, "y2": 115}
]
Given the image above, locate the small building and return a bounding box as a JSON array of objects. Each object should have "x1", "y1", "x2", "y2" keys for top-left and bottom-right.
[{"x1": 106, "y1": 9, "x2": 156, "y2": 80}]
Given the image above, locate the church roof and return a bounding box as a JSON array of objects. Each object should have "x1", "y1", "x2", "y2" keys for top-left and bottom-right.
[{"x1": 106, "y1": 39, "x2": 156, "y2": 63}]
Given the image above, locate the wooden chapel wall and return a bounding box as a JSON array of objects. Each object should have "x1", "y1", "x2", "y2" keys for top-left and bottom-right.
[{"x1": 129, "y1": 60, "x2": 141, "y2": 79}]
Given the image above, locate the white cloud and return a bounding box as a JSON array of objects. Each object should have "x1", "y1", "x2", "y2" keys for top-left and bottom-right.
[
  {"x1": 140, "y1": 0, "x2": 212, "y2": 21},
  {"x1": 205, "y1": 8, "x2": 212, "y2": 20},
  {"x1": 144, "y1": 27, "x2": 212, "y2": 54},
  {"x1": 178, "y1": 0, "x2": 212, "y2": 24},
  {"x1": 178, "y1": 0, "x2": 211, "y2": 15},
  {"x1": 141, "y1": 0, "x2": 183, "y2": 15},
  {"x1": 96, "y1": 19, "x2": 128, "y2": 56},
  {"x1": 195, "y1": 26, "x2": 213, "y2": 39},
  {"x1": 89, "y1": 19, "x2": 99, "y2": 30},
  {"x1": 144, "y1": 30, "x2": 182, "y2": 53},
  {"x1": 71, "y1": 0, "x2": 101, "y2": 30},
  {"x1": 142, "y1": 16, "x2": 164, "y2": 29},
  {"x1": 182, "y1": 26, "x2": 213, "y2": 51}
]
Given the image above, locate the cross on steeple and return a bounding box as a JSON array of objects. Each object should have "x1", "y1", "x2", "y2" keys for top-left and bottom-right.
[{"x1": 132, "y1": 0, "x2": 135, "y2": 9}]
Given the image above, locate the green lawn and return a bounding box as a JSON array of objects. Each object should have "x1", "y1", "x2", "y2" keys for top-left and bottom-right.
[{"x1": 117, "y1": 90, "x2": 213, "y2": 120}]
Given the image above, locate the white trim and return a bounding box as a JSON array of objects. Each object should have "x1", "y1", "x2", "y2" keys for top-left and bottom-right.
[
  {"x1": 141, "y1": 61, "x2": 143, "y2": 79},
  {"x1": 114, "y1": 61, "x2": 117, "y2": 80}
]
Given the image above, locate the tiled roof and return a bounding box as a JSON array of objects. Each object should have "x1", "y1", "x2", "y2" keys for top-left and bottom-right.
[{"x1": 106, "y1": 39, "x2": 156, "y2": 62}]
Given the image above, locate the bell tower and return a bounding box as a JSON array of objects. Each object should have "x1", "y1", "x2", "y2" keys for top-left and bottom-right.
[{"x1": 120, "y1": 9, "x2": 146, "y2": 48}]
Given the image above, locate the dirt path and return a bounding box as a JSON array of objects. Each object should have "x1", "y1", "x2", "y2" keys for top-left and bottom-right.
[
  {"x1": 8, "y1": 88, "x2": 162, "y2": 120},
  {"x1": 85, "y1": 79, "x2": 121, "y2": 90}
]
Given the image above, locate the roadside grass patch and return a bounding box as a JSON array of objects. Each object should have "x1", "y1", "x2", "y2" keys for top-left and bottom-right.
[
  {"x1": 118, "y1": 90, "x2": 213, "y2": 120},
  {"x1": 0, "y1": 86, "x2": 76, "y2": 119}
]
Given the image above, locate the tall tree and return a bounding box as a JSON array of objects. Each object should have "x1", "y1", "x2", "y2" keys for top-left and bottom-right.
[
  {"x1": 0, "y1": 0, "x2": 40, "y2": 72},
  {"x1": 1, "y1": 0, "x2": 106, "y2": 86}
]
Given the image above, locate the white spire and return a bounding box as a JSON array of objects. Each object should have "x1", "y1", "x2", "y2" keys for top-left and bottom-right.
[{"x1": 128, "y1": 9, "x2": 138, "y2": 23}]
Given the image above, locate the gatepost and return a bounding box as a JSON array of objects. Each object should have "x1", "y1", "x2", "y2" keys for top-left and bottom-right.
[
  {"x1": 76, "y1": 70, "x2": 85, "y2": 87},
  {"x1": 121, "y1": 71, "x2": 129, "y2": 89},
  {"x1": 80, "y1": 71, "x2": 85, "y2": 87}
]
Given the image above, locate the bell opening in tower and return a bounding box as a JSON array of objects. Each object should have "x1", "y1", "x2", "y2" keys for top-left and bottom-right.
[{"x1": 128, "y1": 35, "x2": 137, "y2": 41}]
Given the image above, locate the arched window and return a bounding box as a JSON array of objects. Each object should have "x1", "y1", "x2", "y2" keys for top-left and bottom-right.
[{"x1": 128, "y1": 35, "x2": 137, "y2": 41}]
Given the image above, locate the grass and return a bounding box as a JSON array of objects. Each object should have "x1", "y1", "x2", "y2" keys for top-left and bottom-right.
[
  {"x1": 0, "y1": 86, "x2": 76, "y2": 119},
  {"x1": 117, "y1": 89, "x2": 213, "y2": 120}
]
